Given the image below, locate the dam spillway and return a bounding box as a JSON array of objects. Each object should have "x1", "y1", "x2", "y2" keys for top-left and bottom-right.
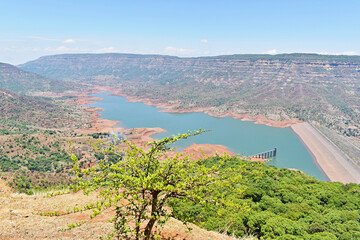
[{"x1": 254, "y1": 148, "x2": 277, "y2": 159}]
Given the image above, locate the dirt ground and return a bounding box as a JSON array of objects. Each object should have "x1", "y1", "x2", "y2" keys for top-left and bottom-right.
[{"x1": 0, "y1": 179, "x2": 246, "y2": 240}]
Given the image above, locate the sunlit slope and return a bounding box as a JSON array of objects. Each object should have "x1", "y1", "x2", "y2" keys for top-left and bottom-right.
[
  {"x1": 20, "y1": 53, "x2": 360, "y2": 138},
  {"x1": 0, "y1": 87, "x2": 80, "y2": 130}
]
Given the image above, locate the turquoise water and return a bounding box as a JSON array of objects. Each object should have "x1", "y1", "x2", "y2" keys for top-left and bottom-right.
[{"x1": 88, "y1": 92, "x2": 326, "y2": 181}]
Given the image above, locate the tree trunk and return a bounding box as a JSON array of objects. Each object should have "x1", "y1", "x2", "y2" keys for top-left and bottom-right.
[
  {"x1": 135, "y1": 212, "x2": 141, "y2": 240},
  {"x1": 144, "y1": 191, "x2": 160, "y2": 240}
]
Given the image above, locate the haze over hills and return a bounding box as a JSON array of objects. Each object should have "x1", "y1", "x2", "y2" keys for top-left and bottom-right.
[{"x1": 0, "y1": 62, "x2": 85, "y2": 95}]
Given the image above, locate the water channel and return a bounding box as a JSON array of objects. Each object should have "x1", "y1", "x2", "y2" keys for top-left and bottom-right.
[{"x1": 88, "y1": 92, "x2": 326, "y2": 181}]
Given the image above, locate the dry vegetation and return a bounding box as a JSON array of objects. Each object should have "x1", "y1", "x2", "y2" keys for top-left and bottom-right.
[
  {"x1": 0, "y1": 88, "x2": 90, "y2": 133},
  {"x1": 0, "y1": 178, "x2": 246, "y2": 240}
]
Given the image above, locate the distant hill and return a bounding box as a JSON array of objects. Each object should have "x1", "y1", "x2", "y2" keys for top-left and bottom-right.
[
  {"x1": 19, "y1": 53, "x2": 180, "y2": 83},
  {"x1": 19, "y1": 53, "x2": 360, "y2": 135},
  {"x1": 0, "y1": 62, "x2": 83, "y2": 94},
  {"x1": 19, "y1": 53, "x2": 360, "y2": 84}
]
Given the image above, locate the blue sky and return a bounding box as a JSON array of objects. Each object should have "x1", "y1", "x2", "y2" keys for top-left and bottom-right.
[{"x1": 1, "y1": 0, "x2": 360, "y2": 64}]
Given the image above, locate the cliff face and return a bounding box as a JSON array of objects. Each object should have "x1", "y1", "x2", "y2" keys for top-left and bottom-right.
[
  {"x1": 19, "y1": 53, "x2": 360, "y2": 137},
  {"x1": 19, "y1": 53, "x2": 360, "y2": 86}
]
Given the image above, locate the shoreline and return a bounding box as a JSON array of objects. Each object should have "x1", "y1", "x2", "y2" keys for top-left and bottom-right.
[
  {"x1": 291, "y1": 122, "x2": 360, "y2": 184},
  {"x1": 108, "y1": 88, "x2": 360, "y2": 183},
  {"x1": 76, "y1": 86, "x2": 303, "y2": 161},
  {"x1": 77, "y1": 87, "x2": 360, "y2": 183},
  {"x1": 108, "y1": 88, "x2": 303, "y2": 128},
  {"x1": 290, "y1": 126, "x2": 331, "y2": 182},
  {"x1": 75, "y1": 88, "x2": 236, "y2": 160}
]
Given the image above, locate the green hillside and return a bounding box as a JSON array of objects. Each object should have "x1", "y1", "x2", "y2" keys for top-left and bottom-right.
[
  {"x1": 171, "y1": 157, "x2": 360, "y2": 240},
  {"x1": 0, "y1": 87, "x2": 90, "y2": 194}
]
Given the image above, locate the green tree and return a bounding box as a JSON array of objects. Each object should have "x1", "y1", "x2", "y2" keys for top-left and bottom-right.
[{"x1": 71, "y1": 130, "x2": 233, "y2": 240}]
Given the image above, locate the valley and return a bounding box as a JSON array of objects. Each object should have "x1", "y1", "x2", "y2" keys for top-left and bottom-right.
[
  {"x1": 1, "y1": 53, "x2": 360, "y2": 239},
  {"x1": 19, "y1": 53, "x2": 360, "y2": 167},
  {"x1": 3, "y1": 1, "x2": 360, "y2": 238}
]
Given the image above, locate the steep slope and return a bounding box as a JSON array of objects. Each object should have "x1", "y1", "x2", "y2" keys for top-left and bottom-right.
[
  {"x1": 0, "y1": 87, "x2": 79, "y2": 130},
  {"x1": 0, "y1": 62, "x2": 82, "y2": 94}
]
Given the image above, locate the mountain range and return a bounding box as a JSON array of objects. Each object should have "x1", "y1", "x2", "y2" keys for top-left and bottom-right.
[{"x1": 19, "y1": 53, "x2": 360, "y2": 136}]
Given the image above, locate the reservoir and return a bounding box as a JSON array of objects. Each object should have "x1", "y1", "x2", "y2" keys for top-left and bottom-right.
[{"x1": 88, "y1": 92, "x2": 326, "y2": 181}]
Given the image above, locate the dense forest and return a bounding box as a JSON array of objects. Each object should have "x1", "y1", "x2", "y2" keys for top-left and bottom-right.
[{"x1": 171, "y1": 157, "x2": 360, "y2": 239}]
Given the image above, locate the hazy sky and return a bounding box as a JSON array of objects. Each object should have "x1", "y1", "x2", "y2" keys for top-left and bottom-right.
[{"x1": 1, "y1": 0, "x2": 360, "y2": 64}]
